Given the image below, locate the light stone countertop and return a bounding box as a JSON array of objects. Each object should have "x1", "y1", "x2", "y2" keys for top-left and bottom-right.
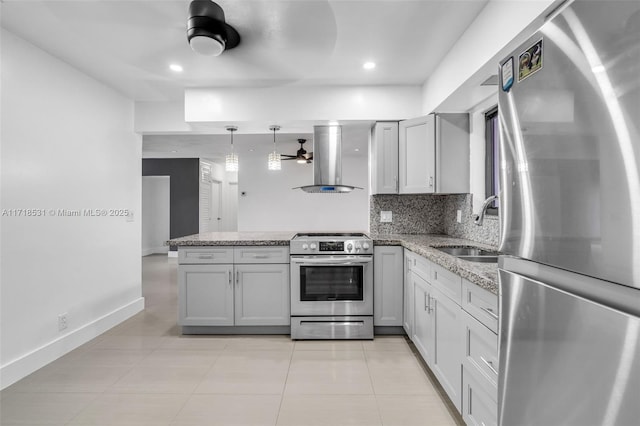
[
  {"x1": 370, "y1": 233, "x2": 498, "y2": 295},
  {"x1": 167, "y1": 231, "x2": 498, "y2": 294},
  {"x1": 167, "y1": 231, "x2": 296, "y2": 246}
]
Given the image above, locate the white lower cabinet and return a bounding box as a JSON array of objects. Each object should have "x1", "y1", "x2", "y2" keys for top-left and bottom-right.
[
  {"x1": 178, "y1": 246, "x2": 290, "y2": 328},
  {"x1": 412, "y1": 272, "x2": 433, "y2": 362},
  {"x1": 179, "y1": 264, "x2": 234, "y2": 326},
  {"x1": 403, "y1": 249, "x2": 497, "y2": 422},
  {"x1": 462, "y1": 365, "x2": 498, "y2": 426},
  {"x1": 403, "y1": 250, "x2": 416, "y2": 337},
  {"x1": 430, "y1": 285, "x2": 463, "y2": 412},
  {"x1": 373, "y1": 246, "x2": 404, "y2": 326},
  {"x1": 234, "y1": 264, "x2": 289, "y2": 326},
  {"x1": 462, "y1": 281, "x2": 499, "y2": 426}
]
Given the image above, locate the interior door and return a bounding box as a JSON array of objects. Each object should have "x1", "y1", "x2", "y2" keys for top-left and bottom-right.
[{"x1": 208, "y1": 179, "x2": 222, "y2": 232}]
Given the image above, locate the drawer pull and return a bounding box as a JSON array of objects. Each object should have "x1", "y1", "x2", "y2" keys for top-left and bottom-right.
[
  {"x1": 481, "y1": 306, "x2": 499, "y2": 320},
  {"x1": 480, "y1": 356, "x2": 498, "y2": 375},
  {"x1": 424, "y1": 293, "x2": 428, "y2": 311},
  {"x1": 253, "y1": 254, "x2": 269, "y2": 259},
  {"x1": 198, "y1": 254, "x2": 214, "y2": 259}
]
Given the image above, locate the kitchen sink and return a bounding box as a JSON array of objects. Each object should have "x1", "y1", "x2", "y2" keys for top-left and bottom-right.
[{"x1": 435, "y1": 246, "x2": 499, "y2": 263}]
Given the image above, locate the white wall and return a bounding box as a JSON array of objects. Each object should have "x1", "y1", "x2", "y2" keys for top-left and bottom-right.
[
  {"x1": 142, "y1": 176, "x2": 170, "y2": 255},
  {"x1": 237, "y1": 129, "x2": 369, "y2": 232},
  {"x1": 422, "y1": 0, "x2": 556, "y2": 114},
  {"x1": 185, "y1": 86, "x2": 422, "y2": 123},
  {"x1": 0, "y1": 29, "x2": 143, "y2": 389}
]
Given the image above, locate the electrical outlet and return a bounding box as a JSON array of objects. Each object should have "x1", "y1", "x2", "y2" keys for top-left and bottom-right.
[
  {"x1": 381, "y1": 211, "x2": 393, "y2": 223},
  {"x1": 456, "y1": 210, "x2": 462, "y2": 223},
  {"x1": 58, "y1": 313, "x2": 68, "y2": 331}
]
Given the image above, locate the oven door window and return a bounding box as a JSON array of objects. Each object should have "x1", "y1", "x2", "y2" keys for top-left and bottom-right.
[{"x1": 300, "y1": 265, "x2": 364, "y2": 301}]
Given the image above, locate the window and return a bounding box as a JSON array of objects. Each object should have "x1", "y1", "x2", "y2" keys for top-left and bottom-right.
[{"x1": 485, "y1": 107, "x2": 499, "y2": 214}]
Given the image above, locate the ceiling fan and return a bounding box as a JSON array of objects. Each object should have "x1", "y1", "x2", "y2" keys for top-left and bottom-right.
[{"x1": 282, "y1": 139, "x2": 313, "y2": 164}]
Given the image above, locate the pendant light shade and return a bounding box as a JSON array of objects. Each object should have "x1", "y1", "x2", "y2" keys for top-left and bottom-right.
[
  {"x1": 225, "y1": 126, "x2": 238, "y2": 172},
  {"x1": 268, "y1": 125, "x2": 282, "y2": 170}
]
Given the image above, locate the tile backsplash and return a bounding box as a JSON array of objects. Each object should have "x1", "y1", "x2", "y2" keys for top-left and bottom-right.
[
  {"x1": 443, "y1": 194, "x2": 499, "y2": 247},
  {"x1": 370, "y1": 193, "x2": 499, "y2": 247},
  {"x1": 370, "y1": 194, "x2": 447, "y2": 234}
]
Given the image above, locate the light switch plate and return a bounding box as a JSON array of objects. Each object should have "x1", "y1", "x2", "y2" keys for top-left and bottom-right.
[
  {"x1": 381, "y1": 211, "x2": 393, "y2": 223},
  {"x1": 456, "y1": 210, "x2": 462, "y2": 223}
]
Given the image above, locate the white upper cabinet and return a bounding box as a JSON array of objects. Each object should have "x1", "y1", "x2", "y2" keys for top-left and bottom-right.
[
  {"x1": 398, "y1": 113, "x2": 470, "y2": 194},
  {"x1": 370, "y1": 122, "x2": 399, "y2": 194},
  {"x1": 399, "y1": 115, "x2": 436, "y2": 193}
]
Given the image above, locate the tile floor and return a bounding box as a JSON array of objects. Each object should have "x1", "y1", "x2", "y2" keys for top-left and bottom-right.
[{"x1": 1, "y1": 254, "x2": 463, "y2": 426}]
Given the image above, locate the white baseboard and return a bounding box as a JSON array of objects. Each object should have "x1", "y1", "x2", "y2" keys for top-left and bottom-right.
[
  {"x1": 167, "y1": 251, "x2": 178, "y2": 258},
  {"x1": 142, "y1": 246, "x2": 169, "y2": 256},
  {"x1": 0, "y1": 297, "x2": 145, "y2": 390}
]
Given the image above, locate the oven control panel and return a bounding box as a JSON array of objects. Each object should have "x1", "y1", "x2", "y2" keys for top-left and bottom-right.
[{"x1": 292, "y1": 239, "x2": 373, "y2": 255}]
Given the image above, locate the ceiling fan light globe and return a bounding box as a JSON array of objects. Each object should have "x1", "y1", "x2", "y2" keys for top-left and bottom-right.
[
  {"x1": 297, "y1": 159, "x2": 308, "y2": 164},
  {"x1": 189, "y1": 34, "x2": 226, "y2": 56}
]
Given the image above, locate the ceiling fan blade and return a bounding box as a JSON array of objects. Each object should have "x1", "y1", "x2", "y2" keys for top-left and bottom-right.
[{"x1": 281, "y1": 154, "x2": 297, "y2": 158}]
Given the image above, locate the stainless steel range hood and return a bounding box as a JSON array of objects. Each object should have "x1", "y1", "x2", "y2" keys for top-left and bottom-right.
[{"x1": 294, "y1": 125, "x2": 362, "y2": 193}]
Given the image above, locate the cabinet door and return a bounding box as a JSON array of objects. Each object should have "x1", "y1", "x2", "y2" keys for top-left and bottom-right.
[
  {"x1": 399, "y1": 115, "x2": 435, "y2": 194},
  {"x1": 431, "y1": 286, "x2": 463, "y2": 412},
  {"x1": 403, "y1": 251, "x2": 415, "y2": 337},
  {"x1": 374, "y1": 246, "x2": 404, "y2": 326},
  {"x1": 371, "y1": 122, "x2": 399, "y2": 194},
  {"x1": 412, "y1": 273, "x2": 434, "y2": 363},
  {"x1": 234, "y1": 264, "x2": 290, "y2": 326},
  {"x1": 179, "y1": 264, "x2": 234, "y2": 326}
]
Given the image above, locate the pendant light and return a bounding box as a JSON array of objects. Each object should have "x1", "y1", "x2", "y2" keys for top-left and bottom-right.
[
  {"x1": 225, "y1": 126, "x2": 238, "y2": 171},
  {"x1": 267, "y1": 125, "x2": 282, "y2": 170}
]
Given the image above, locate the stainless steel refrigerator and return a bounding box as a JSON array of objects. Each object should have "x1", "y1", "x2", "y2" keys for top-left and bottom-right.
[{"x1": 497, "y1": 0, "x2": 640, "y2": 425}]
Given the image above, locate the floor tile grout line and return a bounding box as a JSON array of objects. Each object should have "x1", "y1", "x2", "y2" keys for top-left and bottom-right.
[{"x1": 273, "y1": 339, "x2": 297, "y2": 426}]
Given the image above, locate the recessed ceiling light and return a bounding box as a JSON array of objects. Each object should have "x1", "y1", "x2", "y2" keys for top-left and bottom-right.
[
  {"x1": 170, "y1": 150, "x2": 178, "y2": 153},
  {"x1": 354, "y1": 148, "x2": 360, "y2": 152},
  {"x1": 363, "y1": 61, "x2": 376, "y2": 70},
  {"x1": 169, "y1": 64, "x2": 183, "y2": 72}
]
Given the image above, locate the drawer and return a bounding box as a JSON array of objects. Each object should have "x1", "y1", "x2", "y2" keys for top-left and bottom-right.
[
  {"x1": 178, "y1": 247, "x2": 234, "y2": 264},
  {"x1": 406, "y1": 251, "x2": 430, "y2": 282},
  {"x1": 465, "y1": 311, "x2": 498, "y2": 386},
  {"x1": 463, "y1": 279, "x2": 498, "y2": 333},
  {"x1": 462, "y1": 365, "x2": 497, "y2": 426},
  {"x1": 431, "y1": 262, "x2": 462, "y2": 304},
  {"x1": 234, "y1": 246, "x2": 289, "y2": 263}
]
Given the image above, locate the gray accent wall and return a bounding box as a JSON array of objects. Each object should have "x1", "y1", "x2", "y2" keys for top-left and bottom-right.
[{"x1": 142, "y1": 159, "x2": 200, "y2": 248}]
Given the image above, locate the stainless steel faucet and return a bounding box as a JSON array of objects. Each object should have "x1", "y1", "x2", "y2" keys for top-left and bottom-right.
[{"x1": 474, "y1": 195, "x2": 498, "y2": 226}]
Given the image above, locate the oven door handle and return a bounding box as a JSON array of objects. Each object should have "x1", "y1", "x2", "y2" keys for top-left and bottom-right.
[{"x1": 290, "y1": 257, "x2": 373, "y2": 265}]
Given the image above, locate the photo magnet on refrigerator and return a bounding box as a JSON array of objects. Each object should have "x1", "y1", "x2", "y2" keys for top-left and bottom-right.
[{"x1": 518, "y1": 39, "x2": 543, "y2": 82}]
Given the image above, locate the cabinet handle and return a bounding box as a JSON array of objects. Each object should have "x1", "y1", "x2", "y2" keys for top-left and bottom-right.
[
  {"x1": 429, "y1": 176, "x2": 434, "y2": 187},
  {"x1": 428, "y1": 294, "x2": 434, "y2": 314},
  {"x1": 424, "y1": 293, "x2": 428, "y2": 311},
  {"x1": 228, "y1": 270, "x2": 232, "y2": 286},
  {"x1": 235, "y1": 271, "x2": 239, "y2": 285},
  {"x1": 480, "y1": 356, "x2": 499, "y2": 375},
  {"x1": 253, "y1": 254, "x2": 268, "y2": 259},
  {"x1": 434, "y1": 271, "x2": 438, "y2": 280},
  {"x1": 198, "y1": 254, "x2": 213, "y2": 259},
  {"x1": 481, "y1": 306, "x2": 499, "y2": 320}
]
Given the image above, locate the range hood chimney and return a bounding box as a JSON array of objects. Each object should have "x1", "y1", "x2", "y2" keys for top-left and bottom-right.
[{"x1": 294, "y1": 125, "x2": 362, "y2": 193}]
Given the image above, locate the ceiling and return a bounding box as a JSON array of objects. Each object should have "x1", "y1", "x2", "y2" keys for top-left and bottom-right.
[
  {"x1": 2, "y1": 0, "x2": 490, "y2": 158},
  {"x1": 1, "y1": 0, "x2": 489, "y2": 102}
]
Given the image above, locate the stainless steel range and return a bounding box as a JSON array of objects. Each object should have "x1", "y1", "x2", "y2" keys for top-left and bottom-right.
[{"x1": 290, "y1": 233, "x2": 373, "y2": 340}]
